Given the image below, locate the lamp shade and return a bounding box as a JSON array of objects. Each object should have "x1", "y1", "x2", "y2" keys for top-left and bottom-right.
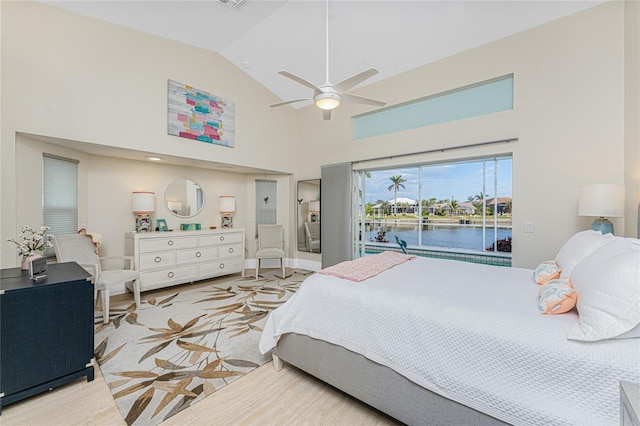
[
  {"x1": 578, "y1": 184, "x2": 625, "y2": 217},
  {"x1": 132, "y1": 191, "x2": 155, "y2": 213},
  {"x1": 309, "y1": 200, "x2": 320, "y2": 213},
  {"x1": 219, "y1": 196, "x2": 236, "y2": 213}
]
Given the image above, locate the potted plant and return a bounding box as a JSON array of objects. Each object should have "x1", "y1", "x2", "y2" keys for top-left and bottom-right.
[{"x1": 7, "y1": 225, "x2": 54, "y2": 269}]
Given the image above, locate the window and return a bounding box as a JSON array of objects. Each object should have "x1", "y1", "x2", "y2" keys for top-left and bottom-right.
[
  {"x1": 352, "y1": 75, "x2": 513, "y2": 140},
  {"x1": 355, "y1": 155, "x2": 512, "y2": 265},
  {"x1": 43, "y1": 154, "x2": 78, "y2": 257}
]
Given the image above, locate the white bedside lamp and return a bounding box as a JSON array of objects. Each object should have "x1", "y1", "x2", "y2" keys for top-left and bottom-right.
[
  {"x1": 309, "y1": 200, "x2": 320, "y2": 222},
  {"x1": 578, "y1": 184, "x2": 625, "y2": 235},
  {"x1": 132, "y1": 191, "x2": 155, "y2": 232},
  {"x1": 219, "y1": 196, "x2": 236, "y2": 228}
]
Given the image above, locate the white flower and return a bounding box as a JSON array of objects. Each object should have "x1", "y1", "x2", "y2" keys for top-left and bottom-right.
[{"x1": 7, "y1": 225, "x2": 54, "y2": 256}]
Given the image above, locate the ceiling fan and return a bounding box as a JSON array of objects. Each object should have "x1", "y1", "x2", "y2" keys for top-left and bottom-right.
[{"x1": 269, "y1": 0, "x2": 386, "y2": 120}]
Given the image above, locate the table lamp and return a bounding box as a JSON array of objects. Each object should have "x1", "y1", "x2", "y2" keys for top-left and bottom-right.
[
  {"x1": 309, "y1": 200, "x2": 320, "y2": 222},
  {"x1": 219, "y1": 196, "x2": 236, "y2": 228},
  {"x1": 132, "y1": 191, "x2": 155, "y2": 232},
  {"x1": 578, "y1": 184, "x2": 625, "y2": 235}
]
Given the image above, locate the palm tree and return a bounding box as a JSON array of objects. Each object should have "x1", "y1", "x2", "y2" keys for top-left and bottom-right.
[
  {"x1": 470, "y1": 192, "x2": 486, "y2": 215},
  {"x1": 387, "y1": 175, "x2": 406, "y2": 215},
  {"x1": 450, "y1": 197, "x2": 459, "y2": 215}
]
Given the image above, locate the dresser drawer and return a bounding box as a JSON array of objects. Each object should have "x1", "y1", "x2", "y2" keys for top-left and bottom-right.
[
  {"x1": 218, "y1": 243, "x2": 243, "y2": 259},
  {"x1": 176, "y1": 247, "x2": 218, "y2": 265},
  {"x1": 198, "y1": 258, "x2": 242, "y2": 278},
  {"x1": 140, "y1": 236, "x2": 198, "y2": 253},
  {"x1": 199, "y1": 232, "x2": 243, "y2": 247},
  {"x1": 139, "y1": 251, "x2": 175, "y2": 270},
  {"x1": 140, "y1": 265, "x2": 197, "y2": 288}
]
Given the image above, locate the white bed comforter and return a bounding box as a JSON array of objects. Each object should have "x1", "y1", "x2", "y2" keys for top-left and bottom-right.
[{"x1": 259, "y1": 256, "x2": 640, "y2": 426}]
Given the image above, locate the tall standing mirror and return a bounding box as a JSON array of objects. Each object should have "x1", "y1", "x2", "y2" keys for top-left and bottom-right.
[
  {"x1": 164, "y1": 178, "x2": 205, "y2": 218},
  {"x1": 297, "y1": 179, "x2": 320, "y2": 253}
]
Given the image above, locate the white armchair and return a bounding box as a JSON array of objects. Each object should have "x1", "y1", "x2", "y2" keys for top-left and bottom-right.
[
  {"x1": 304, "y1": 221, "x2": 320, "y2": 253},
  {"x1": 53, "y1": 234, "x2": 140, "y2": 323},
  {"x1": 255, "y1": 224, "x2": 286, "y2": 280}
]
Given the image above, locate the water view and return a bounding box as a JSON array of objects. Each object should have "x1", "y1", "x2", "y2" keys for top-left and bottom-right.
[{"x1": 364, "y1": 223, "x2": 512, "y2": 252}]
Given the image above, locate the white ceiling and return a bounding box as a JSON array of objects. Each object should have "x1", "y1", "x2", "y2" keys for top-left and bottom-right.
[{"x1": 41, "y1": 0, "x2": 605, "y2": 109}]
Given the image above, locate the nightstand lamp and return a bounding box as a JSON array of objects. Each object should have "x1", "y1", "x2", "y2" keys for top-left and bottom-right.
[
  {"x1": 132, "y1": 191, "x2": 155, "y2": 232},
  {"x1": 578, "y1": 184, "x2": 625, "y2": 235},
  {"x1": 220, "y1": 196, "x2": 236, "y2": 228},
  {"x1": 309, "y1": 200, "x2": 320, "y2": 222}
]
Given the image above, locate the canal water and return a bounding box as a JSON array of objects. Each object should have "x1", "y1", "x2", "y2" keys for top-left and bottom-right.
[{"x1": 364, "y1": 224, "x2": 512, "y2": 251}]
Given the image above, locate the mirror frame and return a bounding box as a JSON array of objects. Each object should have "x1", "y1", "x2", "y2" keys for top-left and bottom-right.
[
  {"x1": 297, "y1": 179, "x2": 321, "y2": 253},
  {"x1": 164, "y1": 178, "x2": 205, "y2": 218}
]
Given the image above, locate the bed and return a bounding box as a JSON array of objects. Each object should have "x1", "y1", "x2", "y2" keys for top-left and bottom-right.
[{"x1": 259, "y1": 232, "x2": 640, "y2": 425}]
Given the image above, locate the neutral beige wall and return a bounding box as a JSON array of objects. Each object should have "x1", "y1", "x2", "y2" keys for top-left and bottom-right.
[
  {"x1": 625, "y1": 0, "x2": 640, "y2": 238},
  {"x1": 1, "y1": 1, "x2": 298, "y2": 266},
  {"x1": 290, "y1": 1, "x2": 628, "y2": 268},
  {"x1": 2, "y1": 1, "x2": 635, "y2": 269}
]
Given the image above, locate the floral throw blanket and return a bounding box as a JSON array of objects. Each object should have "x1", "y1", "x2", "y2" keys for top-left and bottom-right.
[{"x1": 318, "y1": 251, "x2": 415, "y2": 282}]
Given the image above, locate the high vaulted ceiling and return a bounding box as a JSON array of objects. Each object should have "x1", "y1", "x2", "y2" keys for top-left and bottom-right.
[{"x1": 41, "y1": 0, "x2": 605, "y2": 109}]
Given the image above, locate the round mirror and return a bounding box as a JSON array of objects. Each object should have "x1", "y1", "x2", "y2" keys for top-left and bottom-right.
[{"x1": 164, "y1": 178, "x2": 205, "y2": 218}]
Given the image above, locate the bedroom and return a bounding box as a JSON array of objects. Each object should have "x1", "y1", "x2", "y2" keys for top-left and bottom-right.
[{"x1": 0, "y1": 0, "x2": 638, "y2": 424}]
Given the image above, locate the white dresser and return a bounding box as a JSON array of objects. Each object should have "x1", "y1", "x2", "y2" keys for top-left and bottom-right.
[{"x1": 125, "y1": 229, "x2": 245, "y2": 293}]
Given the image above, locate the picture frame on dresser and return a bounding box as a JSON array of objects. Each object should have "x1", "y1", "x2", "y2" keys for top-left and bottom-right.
[{"x1": 156, "y1": 219, "x2": 168, "y2": 231}]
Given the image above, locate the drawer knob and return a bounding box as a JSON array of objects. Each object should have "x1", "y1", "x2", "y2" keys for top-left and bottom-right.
[
  {"x1": 168, "y1": 271, "x2": 174, "y2": 278},
  {"x1": 196, "y1": 251, "x2": 202, "y2": 258},
  {"x1": 219, "y1": 236, "x2": 225, "y2": 241},
  {"x1": 168, "y1": 240, "x2": 174, "y2": 246},
  {"x1": 219, "y1": 263, "x2": 225, "y2": 269},
  {"x1": 228, "y1": 248, "x2": 234, "y2": 253},
  {"x1": 154, "y1": 256, "x2": 162, "y2": 263}
]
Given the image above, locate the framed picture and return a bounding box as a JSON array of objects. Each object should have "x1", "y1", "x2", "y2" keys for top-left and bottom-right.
[
  {"x1": 156, "y1": 219, "x2": 169, "y2": 232},
  {"x1": 167, "y1": 80, "x2": 235, "y2": 148}
]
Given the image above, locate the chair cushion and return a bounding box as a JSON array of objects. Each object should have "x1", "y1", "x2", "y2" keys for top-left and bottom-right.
[
  {"x1": 97, "y1": 270, "x2": 139, "y2": 288},
  {"x1": 256, "y1": 248, "x2": 285, "y2": 259}
]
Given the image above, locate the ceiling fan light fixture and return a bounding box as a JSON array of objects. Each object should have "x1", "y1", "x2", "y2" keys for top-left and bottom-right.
[{"x1": 315, "y1": 92, "x2": 341, "y2": 110}]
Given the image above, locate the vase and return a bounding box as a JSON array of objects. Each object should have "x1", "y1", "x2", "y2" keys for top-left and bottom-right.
[{"x1": 21, "y1": 251, "x2": 43, "y2": 270}]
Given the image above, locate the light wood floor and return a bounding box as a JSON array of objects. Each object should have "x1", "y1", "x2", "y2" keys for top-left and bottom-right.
[{"x1": 2, "y1": 271, "x2": 400, "y2": 426}]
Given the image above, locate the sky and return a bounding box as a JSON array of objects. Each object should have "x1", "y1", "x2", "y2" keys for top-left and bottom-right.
[{"x1": 361, "y1": 158, "x2": 512, "y2": 204}]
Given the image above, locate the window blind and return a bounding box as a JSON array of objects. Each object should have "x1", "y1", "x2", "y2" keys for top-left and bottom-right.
[{"x1": 43, "y1": 154, "x2": 78, "y2": 257}]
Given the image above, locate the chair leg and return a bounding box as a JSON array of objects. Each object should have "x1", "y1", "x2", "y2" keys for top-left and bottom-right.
[
  {"x1": 133, "y1": 279, "x2": 141, "y2": 307},
  {"x1": 255, "y1": 259, "x2": 260, "y2": 281},
  {"x1": 281, "y1": 258, "x2": 285, "y2": 278},
  {"x1": 101, "y1": 289, "x2": 110, "y2": 324}
]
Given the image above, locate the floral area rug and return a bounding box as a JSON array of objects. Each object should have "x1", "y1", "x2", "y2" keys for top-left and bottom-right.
[{"x1": 93, "y1": 269, "x2": 310, "y2": 425}]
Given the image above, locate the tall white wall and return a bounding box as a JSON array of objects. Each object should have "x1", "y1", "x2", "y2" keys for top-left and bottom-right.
[
  {"x1": 1, "y1": 1, "x2": 299, "y2": 266},
  {"x1": 2, "y1": 1, "x2": 637, "y2": 269},
  {"x1": 289, "y1": 1, "x2": 633, "y2": 268}
]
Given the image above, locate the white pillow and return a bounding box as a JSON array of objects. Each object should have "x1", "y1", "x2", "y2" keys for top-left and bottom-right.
[
  {"x1": 567, "y1": 238, "x2": 640, "y2": 341},
  {"x1": 555, "y1": 230, "x2": 615, "y2": 279}
]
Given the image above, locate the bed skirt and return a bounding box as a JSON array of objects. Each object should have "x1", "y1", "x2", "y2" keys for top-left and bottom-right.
[{"x1": 273, "y1": 333, "x2": 508, "y2": 426}]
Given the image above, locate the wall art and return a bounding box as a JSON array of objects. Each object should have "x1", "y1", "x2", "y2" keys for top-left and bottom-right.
[{"x1": 168, "y1": 79, "x2": 235, "y2": 147}]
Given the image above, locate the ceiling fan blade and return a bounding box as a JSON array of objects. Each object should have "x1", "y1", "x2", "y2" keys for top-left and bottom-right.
[
  {"x1": 322, "y1": 109, "x2": 332, "y2": 121},
  {"x1": 270, "y1": 98, "x2": 311, "y2": 108},
  {"x1": 334, "y1": 68, "x2": 380, "y2": 94},
  {"x1": 341, "y1": 93, "x2": 386, "y2": 107},
  {"x1": 278, "y1": 71, "x2": 322, "y2": 92}
]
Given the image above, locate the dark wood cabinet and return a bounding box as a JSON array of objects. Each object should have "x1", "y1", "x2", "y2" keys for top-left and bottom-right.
[{"x1": 0, "y1": 262, "x2": 94, "y2": 413}]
